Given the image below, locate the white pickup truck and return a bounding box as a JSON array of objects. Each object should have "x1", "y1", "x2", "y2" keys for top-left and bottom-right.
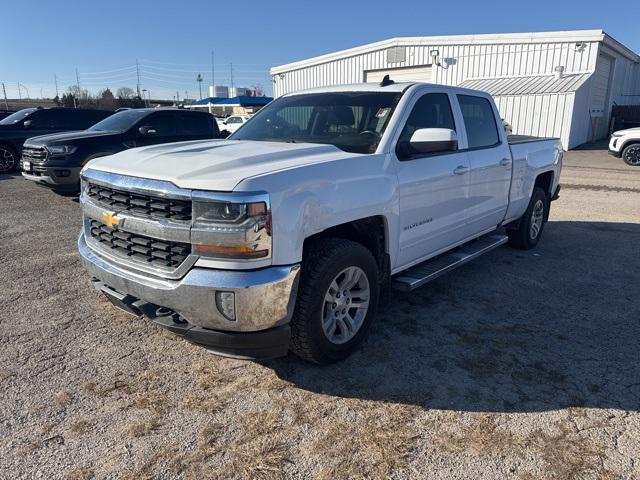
[{"x1": 78, "y1": 80, "x2": 562, "y2": 363}]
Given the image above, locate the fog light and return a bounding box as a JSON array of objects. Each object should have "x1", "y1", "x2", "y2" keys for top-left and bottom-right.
[
  {"x1": 54, "y1": 169, "x2": 70, "y2": 177},
  {"x1": 215, "y1": 291, "x2": 236, "y2": 321}
]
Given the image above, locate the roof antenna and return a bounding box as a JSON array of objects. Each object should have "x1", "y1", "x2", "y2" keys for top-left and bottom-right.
[{"x1": 380, "y1": 74, "x2": 394, "y2": 87}]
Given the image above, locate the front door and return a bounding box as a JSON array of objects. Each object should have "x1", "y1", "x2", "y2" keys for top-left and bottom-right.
[{"x1": 395, "y1": 91, "x2": 471, "y2": 269}]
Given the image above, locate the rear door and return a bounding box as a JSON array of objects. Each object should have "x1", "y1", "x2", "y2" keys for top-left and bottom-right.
[
  {"x1": 394, "y1": 90, "x2": 472, "y2": 269},
  {"x1": 176, "y1": 112, "x2": 216, "y2": 140},
  {"x1": 455, "y1": 94, "x2": 512, "y2": 233}
]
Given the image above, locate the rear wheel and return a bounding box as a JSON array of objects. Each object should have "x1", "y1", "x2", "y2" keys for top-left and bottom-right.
[
  {"x1": 507, "y1": 187, "x2": 549, "y2": 250},
  {"x1": 0, "y1": 144, "x2": 18, "y2": 173},
  {"x1": 290, "y1": 238, "x2": 379, "y2": 364},
  {"x1": 622, "y1": 143, "x2": 640, "y2": 166}
]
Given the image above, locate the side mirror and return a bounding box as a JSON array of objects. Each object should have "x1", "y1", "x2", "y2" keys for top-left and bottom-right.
[
  {"x1": 138, "y1": 125, "x2": 157, "y2": 136},
  {"x1": 220, "y1": 130, "x2": 231, "y2": 138},
  {"x1": 407, "y1": 128, "x2": 458, "y2": 155},
  {"x1": 23, "y1": 120, "x2": 32, "y2": 128}
]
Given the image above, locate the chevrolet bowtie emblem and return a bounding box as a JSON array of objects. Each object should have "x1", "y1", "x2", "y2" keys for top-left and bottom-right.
[{"x1": 101, "y1": 211, "x2": 122, "y2": 229}]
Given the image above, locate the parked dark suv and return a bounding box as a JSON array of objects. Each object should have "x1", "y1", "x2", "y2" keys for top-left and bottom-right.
[
  {"x1": 21, "y1": 108, "x2": 222, "y2": 194},
  {"x1": 0, "y1": 108, "x2": 112, "y2": 173}
]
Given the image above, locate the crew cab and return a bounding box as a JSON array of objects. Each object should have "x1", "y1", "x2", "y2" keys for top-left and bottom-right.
[
  {"x1": 0, "y1": 107, "x2": 112, "y2": 173},
  {"x1": 78, "y1": 80, "x2": 562, "y2": 364},
  {"x1": 608, "y1": 127, "x2": 640, "y2": 166},
  {"x1": 20, "y1": 108, "x2": 222, "y2": 194}
]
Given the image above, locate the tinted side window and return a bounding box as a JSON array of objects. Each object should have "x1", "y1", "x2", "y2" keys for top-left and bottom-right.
[
  {"x1": 399, "y1": 93, "x2": 456, "y2": 146},
  {"x1": 28, "y1": 110, "x2": 57, "y2": 129},
  {"x1": 55, "y1": 110, "x2": 88, "y2": 129},
  {"x1": 143, "y1": 113, "x2": 177, "y2": 137},
  {"x1": 178, "y1": 113, "x2": 212, "y2": 136},
  {"x1": 457, "y1": 95, "x2": 499, "y2": 148}
]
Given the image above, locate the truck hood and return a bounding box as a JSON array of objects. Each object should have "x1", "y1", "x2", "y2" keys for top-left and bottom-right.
[
  {"x1": 25, "y1": 130, "x2": 116, "y2": 145},
  {"x1": 84, "y1": 139, "x2": 357, "y2": 191},
  {"x1": 613, "y1": 127, "x2": 640, "y2": 136}
]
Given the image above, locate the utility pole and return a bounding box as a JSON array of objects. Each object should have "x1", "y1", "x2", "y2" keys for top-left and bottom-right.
[
  {"x1": 75, "y1": 69, "x2": 81, "y2": 108},
  {"x1": 17, "y1": 83, "x2": 21, "y2": 100},
  {"x1": 136, "y1": 59, "x2": 141, "y2": 98},
  {"x1": 211, "y1": 50, "x2": 216, "y2": 90},
  {"x1": 2, "y1": 83, "x2": 8, "y2": 110},
  {"x1": 54, "y1": 74, "x2": 59, "y2": 98},
  {"x1": 197, "y1": 73, "x2": 203, "y2": 99}
]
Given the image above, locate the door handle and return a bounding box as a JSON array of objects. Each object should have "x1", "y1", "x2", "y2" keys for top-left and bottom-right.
[
  {"x1": 500, "y1": 158, "x2": 512, "y2": 166},
  {"x1": 453, "y1": 165, "x2": 470, "y2": 175}
]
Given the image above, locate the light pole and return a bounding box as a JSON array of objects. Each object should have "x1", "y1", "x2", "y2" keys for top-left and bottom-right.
[
  {"x1": 142, "y1": 89, "x2": 149, "y2": 107},
  {"x1": 196, "y1": 74, "x2": 203, "y2": 99}
]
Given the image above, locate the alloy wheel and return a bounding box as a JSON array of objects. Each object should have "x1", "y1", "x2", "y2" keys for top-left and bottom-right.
[
  {"x1": 0, "y1": 147, "x2": 17, "y2": 173},
  {"x1": 321, "y1": 266, "x2": 370, "y2": 344},
  {"x1": 530, "y1": 199, "x2": 544, "y2": 240},
  {"x1": 624, "y1": 146, "x2": 640, "y2": 166}
]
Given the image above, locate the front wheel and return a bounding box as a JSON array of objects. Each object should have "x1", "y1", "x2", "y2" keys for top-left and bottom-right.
[
  {"x1": 507, "y1": 187, "x2": 549, "y2": 250},
  {"x1": 622, "y1": 144, "x2": 640, "y2": 166},
  {"x1": 290, "y1": 238, "x2": 379, "y2": 364},
  {"x1": 0, "y1": 144, "x2": 19, "y2": 173}
]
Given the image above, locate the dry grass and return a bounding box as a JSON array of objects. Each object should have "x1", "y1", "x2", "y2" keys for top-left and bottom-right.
[
  {"x1": 63, "y1": 466, "x2": 94, "y2": 480},
  {"x1": 129, "y1": 390, "x2": 167, "y2": 415},
  {"x1": 128, "y1": 417, "x2": 163, "y2": 438},
  {"x1": 310, "y1": 400, "x2": 421, "y2": 479},
  {"x1": 54, "y1": 390, "x2": 73, "y2": 407},
  {"x1": 430, "y1": 413, "x2": 615, "y2": 480},
  {"x1": 0, "y1": 369, "x2": 15, "y2": 381},
  {"x1": 70, "y1": 418, "x2": 93, "y2": 435}
]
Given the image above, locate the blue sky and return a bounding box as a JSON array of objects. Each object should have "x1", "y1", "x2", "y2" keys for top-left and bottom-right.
[{"x1": 1, "y1": 0, "x2": 638, "y2": 100}]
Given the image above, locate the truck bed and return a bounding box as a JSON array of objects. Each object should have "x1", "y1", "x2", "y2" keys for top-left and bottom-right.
[{"x1": 508, "y1": 134, "x2": 558, "y2": 145}]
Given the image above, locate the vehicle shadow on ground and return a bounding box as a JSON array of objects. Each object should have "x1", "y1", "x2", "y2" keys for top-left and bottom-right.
[{"x1": 271, "y1": 221, "x2": 640, "y2": 413}]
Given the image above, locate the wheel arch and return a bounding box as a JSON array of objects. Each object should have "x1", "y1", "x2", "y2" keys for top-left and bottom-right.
[{"x1": 302, "y1": 215, "x2": 390, "y2": 283}]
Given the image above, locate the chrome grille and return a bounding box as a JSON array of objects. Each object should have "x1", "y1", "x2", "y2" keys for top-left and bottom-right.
[
  {"x1": 22, "y1": 145, "x2": 48, "y2": 163},
  {"x1": 89, "y1": 219, "x2": 191, "y2": 268},
  {"x1": 86, "y1": 182, "x2": 192, "y2": 221}
]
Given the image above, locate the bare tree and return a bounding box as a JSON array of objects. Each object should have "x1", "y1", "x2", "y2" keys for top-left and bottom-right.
[{"x1": 116, "y1": 87, "x2": 135, "y2": 100}]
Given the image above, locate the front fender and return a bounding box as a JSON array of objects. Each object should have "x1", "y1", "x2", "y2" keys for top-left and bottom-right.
[{"x1": 235, "y1": 153, "x2": 399, "y2": 266}]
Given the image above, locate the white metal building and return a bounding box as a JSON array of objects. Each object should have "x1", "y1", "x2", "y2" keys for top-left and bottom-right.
[{"x1": 270, "y1": 30, "x2": 640, "y2": 149}]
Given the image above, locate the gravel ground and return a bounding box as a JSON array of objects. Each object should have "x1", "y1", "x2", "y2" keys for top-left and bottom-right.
[{"x1": 1, "y1": 146, "x2": 639, "y2": 480}]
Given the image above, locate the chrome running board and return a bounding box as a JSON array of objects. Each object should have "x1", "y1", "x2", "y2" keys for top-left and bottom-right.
[{"x1": 392, "y1": 234, "x2": 509, "y2": 292}]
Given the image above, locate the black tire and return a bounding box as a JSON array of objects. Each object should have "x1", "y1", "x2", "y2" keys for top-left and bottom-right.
[
  {"x1": 622, "y1": 143, "x2": 640, "y2": 166},
  {"x1": 0, "y1": 144, "x2": 19, "y2": 174},
  {"x1": 507, "y1": 187, "x2": 549, "y2": 250},
  {"x1": 290, "y1": 238, "x2": 379, "y2": 364}
]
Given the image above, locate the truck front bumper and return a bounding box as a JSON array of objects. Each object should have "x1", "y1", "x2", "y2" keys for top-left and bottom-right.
[
  {"x1": 21, "y1": 163, "x2": 82, "y2": 191},
  {"x1": 78, "y1": 232, "x2": 300, "y2": 359}
]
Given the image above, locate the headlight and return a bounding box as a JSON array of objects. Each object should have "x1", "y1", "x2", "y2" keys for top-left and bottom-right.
[
  {"x1": 47, "y1": 145, "x2": 77, "y2": 157},
  {"x1": 191, "y1": 197, "x2": 271, "y2": 261}
]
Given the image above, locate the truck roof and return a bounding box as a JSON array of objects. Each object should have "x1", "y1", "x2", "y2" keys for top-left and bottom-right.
[{"x1": 284, "y1": 81, "x2": 490, "y2": 97}]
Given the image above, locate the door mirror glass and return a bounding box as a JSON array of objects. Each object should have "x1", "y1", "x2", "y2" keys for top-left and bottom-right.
[
  {"x1": 408, "y1": 128, "x2": 458, "y2": 154},
  {"x1": 138, "y1": 125, "x2": 157, "y2": 136},
  {"x1": 23, "y1": 120, "x2": 32, "y2": 128}
]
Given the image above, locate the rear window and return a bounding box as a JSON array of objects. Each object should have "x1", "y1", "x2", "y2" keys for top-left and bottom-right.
[{"x1": 457, "y1": 95, "x2": 500, "y2": 149}]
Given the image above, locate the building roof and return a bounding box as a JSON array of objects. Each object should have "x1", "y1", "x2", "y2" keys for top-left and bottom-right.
[
  {"x1": 459, "y1": 73, "x2": 592, "y2": 96},
  {"x1": 271, "y1": 29, "x2": 639, "y2": 74},
  {"x1": 189, "y1": 95, "x2": 272, "y2": 107}
]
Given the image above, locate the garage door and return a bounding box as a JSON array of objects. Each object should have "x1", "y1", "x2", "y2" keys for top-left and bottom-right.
[
  {"x1": 590, "y1": 54, "x2": 613, "y2": 140},
  {"x1": 364, "y1": 65, "x2": 433, "y2": 84}
]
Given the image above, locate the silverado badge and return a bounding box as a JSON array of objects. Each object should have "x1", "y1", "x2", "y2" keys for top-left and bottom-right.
[{"x1": 101, "y1": 211, "x2": 122, "y2": 229}]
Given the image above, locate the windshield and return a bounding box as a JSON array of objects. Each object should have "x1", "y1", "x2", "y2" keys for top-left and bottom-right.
[
  {"x1": 230, "y1": 92, "x2": 402, "y2": 154},
  {"x1": 88, "y1": 109, "x2": 149, "y2": 132},
  {"x1": 0, "y1": 108, "x2": 37, "y2": 125}
]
